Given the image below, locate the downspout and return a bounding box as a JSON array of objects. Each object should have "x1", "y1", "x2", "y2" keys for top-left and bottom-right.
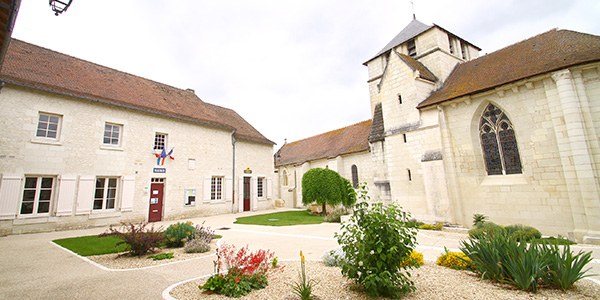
[{"x1": 231, "y1": 130, "x2": 237, "y2": 213}]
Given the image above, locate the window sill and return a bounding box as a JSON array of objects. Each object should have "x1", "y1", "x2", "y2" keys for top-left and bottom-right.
[
  {"x1": 480, "y1": 174, "x2": 528, "y2": 186},
  {"x1": 89, "y1": 210, "x2": 121, "y2": 219},
  {"x1": 14, "y1": 215, "x2": 57, "y2": 224},
  {"x1": 185, "y1": 203, "x2": 196, "y2": 207},
  {"x1": 204, "y1": 200, "x2": 226, "y2": 204},
  {"x1": 30, "y1": 138, "x2": 62, "y2": 146},
  {"x1": 100, "y1": 145, "x2": 124, "y2": 151}
]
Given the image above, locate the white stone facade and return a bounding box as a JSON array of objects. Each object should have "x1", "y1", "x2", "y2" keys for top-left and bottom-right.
[{"x1": 0, "y1": 85, "x2": 274, "y2": 235}]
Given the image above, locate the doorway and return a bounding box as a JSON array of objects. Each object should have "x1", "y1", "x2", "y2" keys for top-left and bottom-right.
[
  {"x1": 148, "y1": 178, "x2": 164, "y2": 222},
  {"x1": 243, "y1": 177, "x2": 251, "y2": 211}
]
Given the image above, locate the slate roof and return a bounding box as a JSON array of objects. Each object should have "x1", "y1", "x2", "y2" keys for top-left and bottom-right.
[
  {"x1": 366, "y1": 19, "x2": 432, "y2": 64},
  {"x1": 0, "y1": 39, "x2": 274, "y2": 144},
  {"x1": 275, "y1": 120, "x2": 372, "y2": 167},
  {"x1": 396, "y1": 52, "x2": 437, "y2": 82},
  {"x1": 368, "y1": 103, "x2": 384, "y2": 143},
  {"x1": 418, "y1": 29, "x2": 600, "y2": 109}
]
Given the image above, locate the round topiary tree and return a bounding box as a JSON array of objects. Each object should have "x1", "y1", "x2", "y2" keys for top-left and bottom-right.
[{"x1": 302, "y1": 168, "x2": 354, "y2": 215}]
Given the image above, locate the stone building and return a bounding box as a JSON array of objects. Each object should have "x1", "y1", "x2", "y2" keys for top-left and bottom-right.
[
  {"x1": 274, "y1": 120, "x2": 372, "y2": 208},
  {"x1": 0, "y1": 39, "x2": 275, "y2": 234},
  {"x1": 276, "y1": 19, "x2": 600, "y2": 243}
]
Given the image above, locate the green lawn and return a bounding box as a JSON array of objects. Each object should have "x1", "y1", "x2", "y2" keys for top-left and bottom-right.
[
  {"x1": 234, "y1": 210, "x2": 324, "y2": 226},
  {"x1": 53, "y1": 235, "x2": 128, "y2": 256}
]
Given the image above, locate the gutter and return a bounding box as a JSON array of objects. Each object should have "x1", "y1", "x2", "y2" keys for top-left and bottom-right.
[{"x1": 231, "y1": 130, "x2": 237, "y2": 213}]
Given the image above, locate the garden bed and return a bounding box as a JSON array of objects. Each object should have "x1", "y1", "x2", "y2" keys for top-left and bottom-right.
[
  {"x1": 86, "y1": 240, "x2": 218, "y2": 270},
  {"x1": 169, "y1": 261, "x2": 599, "y2": 300}
]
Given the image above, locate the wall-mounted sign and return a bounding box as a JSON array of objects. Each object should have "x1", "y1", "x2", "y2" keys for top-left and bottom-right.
[
  {"x1": 153, "y1": 168, "x2": 166, "y2": 173},
  {"x1": 244, "y1": 167, "x2": 252, "y2": 174}
]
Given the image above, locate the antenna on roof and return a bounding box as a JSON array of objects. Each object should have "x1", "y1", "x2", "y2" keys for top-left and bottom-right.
[{"x1": 410, "y1": 0, "x2": 416, "y2": 20}]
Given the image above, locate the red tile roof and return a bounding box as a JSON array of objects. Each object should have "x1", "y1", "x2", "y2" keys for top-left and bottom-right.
[
  {"x1": 275, "y1": 120, "x2": 372, "y2": 167},
  {"x1": 417, "y1": 29, "x2": 600, "y2": 109},
  {"x1": 0, "y1": 39, "x2": 274, "y2": 144}
]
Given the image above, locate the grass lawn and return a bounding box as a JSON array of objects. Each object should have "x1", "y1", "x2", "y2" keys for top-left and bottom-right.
[
  {"x1": 234, "y1": 210, "x2": 324, "y2": 226},
  {"x1": 53, "y1": 235, "x2": 128, "y2": 256}
]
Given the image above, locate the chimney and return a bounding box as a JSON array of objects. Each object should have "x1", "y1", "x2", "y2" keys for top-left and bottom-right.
[{"x1": 186, "y1": 88, "x2": 195, "y2": 94}]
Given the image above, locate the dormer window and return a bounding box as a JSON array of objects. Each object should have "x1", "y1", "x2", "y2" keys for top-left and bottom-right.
[{"x1": 407, "y1": 39, "x2": 416, "y2": 57}]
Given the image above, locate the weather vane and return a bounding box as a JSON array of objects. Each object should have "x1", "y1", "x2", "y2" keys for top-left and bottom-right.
[
  {"x1": 411, "y1": 0, "x2": 416, "y2": 20},
  {"x1": 49, "y1": 0, "x2": 73, "y2": 16}
]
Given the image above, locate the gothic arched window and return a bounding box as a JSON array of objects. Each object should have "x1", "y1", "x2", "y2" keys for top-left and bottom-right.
[
  {"x1": 479, "y1": 104, "x2": 522, "y2": 175},
  {"x1": 351, "y1": 165, "x2": 359, "y2": 188}
]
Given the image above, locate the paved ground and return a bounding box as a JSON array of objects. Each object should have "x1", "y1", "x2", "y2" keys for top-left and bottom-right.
[{"x1": 1, "y1": 208, "x2": 599, "y2": 300}]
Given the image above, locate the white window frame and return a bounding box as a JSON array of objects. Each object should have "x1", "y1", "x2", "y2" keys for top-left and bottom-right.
[
  {"x1": 154, "y1": 133, "x2": 167, "y2": 151},
  {"x1": 93, "y1": 177, "x2": 118, "y2": 211},
  {"x1": 185, "y1": 188, "x2": 196, "y2": 206},
  {"x1": 36, "y1": 113, "x2": 61, "y2": 140},
  {"x1": 257, "y1": 177, "x2": 265, "y2": 199},
  {"x1": 211, "y1": 176, "x2": 223, "y2": 201},
  {"x1": 20, "y1": 176, "x2": 55, "y2": 216},
  {"x1": 103, "y1": 123, "x2": 122, "y2": 146}
]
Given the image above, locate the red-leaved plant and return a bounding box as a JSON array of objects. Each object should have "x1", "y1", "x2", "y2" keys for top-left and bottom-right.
[{"x1": 99, "y1": 222, "x2": 165, "y2": 257}]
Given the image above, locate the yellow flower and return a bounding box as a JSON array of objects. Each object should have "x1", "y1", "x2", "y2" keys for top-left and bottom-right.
[{"x1": 300, "y1": 250, "x2": 305, "y2": 263}]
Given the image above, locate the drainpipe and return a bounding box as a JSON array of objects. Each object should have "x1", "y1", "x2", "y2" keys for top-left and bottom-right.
[{"x1": 231, "y1": 130, "x2": 237, "y2": 213}]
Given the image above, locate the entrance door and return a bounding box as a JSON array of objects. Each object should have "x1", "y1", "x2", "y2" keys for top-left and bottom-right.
[
  {"x1": 243, "y1": 177, "x2": 251, "y2": 211},
  {"x1": 149, "y1": 180, "x2": 164, "y2": 222}
]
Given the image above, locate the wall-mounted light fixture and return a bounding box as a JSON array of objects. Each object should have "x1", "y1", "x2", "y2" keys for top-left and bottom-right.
[{"x1": 49, "y1": 0, "x2": 72, "y2": 16}]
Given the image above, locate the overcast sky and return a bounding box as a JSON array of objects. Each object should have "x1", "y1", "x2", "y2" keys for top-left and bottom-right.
[{"x1": 12, "y1": 1, "x2": 600, "y2": 150}]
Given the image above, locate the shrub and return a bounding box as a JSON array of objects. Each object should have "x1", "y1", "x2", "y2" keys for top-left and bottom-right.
[
  {"x1": 405, "y1": 218, "x2": 424, "y2": 229},
  {"x1": 418, "y1": 223, "x2": 443, "y2": 231},
  {"x1": 437, "y1": 249, "x2": 471, "y2": 269},
  {"x1": 200, "y1": 243, "x2": 279, "y2": 297},
  {"x1": 335, "y1": 183, "x2": 417, "y2": 298},
  {"x1": 468, "y1": 221, "x2": 505, "y2": 239},
  {"x1": 399, "y1": 250, "x2": 424, "y2": 268},
  {"x1": 322, "y1": 247, "x2": 345, "y2": 267},
  {"x1": 191, "y1": 221, "x2": 215, "y2": 244},
  {"x1": 148, "y1": 252, "x2": 174, "y2": 261},
  {"x1": 505, "y1": 224, "x2": 542, "y2": 242},
  {"x1": 341, "y1": 177, "x2": 357, "y2": 208},
  {"x1": 324, "y1": 206, "x2": 351, "y2": 223},
  {"x1": 164, "y1": 221, "x2": 197, "y2": 248},
  {"x1": 99, "y1": 222, "x2": 165, "y2": 257},
  {"x1": 184, "y1": 238, "x2": 211, "y2": 253}
]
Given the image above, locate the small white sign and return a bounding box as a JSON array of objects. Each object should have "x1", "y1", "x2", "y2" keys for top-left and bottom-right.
[{"x1": 152, "y1": 190, "x2": 159, "y2": 195}]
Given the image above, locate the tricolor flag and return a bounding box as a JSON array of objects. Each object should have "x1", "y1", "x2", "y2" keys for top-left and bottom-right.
[{"x1": 155, "y1": 148, "x2": 174, "y2": 165}]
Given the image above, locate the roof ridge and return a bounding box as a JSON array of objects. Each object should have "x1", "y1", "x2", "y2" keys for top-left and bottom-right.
[
  {"x1": 287, "y1": 119, "x2": 372, "y2": 145},
  {"x1": 8, "y1": 38, "x2": 200, "y2": 100}
]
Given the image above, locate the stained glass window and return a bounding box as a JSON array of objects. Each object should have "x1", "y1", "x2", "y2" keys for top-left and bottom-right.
[{"x1": 479, "y1": 104, "x2": 522, "y2": 175}]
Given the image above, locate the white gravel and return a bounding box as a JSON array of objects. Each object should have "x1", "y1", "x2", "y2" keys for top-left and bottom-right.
[{"x1": 169, "y1": 261, "x2": 600, "y2": 300}]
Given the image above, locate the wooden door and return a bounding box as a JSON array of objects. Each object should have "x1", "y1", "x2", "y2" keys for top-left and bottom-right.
[
  {"x1": 148, "y1": 182, "x2": 164, "y2": 222},
  {"x1": 243, "y1": 177, "x2": 251, "y2": 211}
]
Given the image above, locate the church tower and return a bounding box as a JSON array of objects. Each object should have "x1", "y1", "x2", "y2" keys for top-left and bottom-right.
[{"x1": 364, "y1": 19, "x2": 479, "y2": 223}]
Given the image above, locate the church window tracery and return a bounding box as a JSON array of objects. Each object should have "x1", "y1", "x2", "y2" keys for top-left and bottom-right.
[{"x1": 479, "y1": 104, "x2": 522, "y2": 175}]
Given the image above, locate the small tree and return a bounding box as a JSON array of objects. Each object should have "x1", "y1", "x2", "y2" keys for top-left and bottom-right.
[
  {"x1": 341, "y1": 177, "x2": 357, "y2": 208},
  {"x1": 302, "y1": 168, "x2": 352, "y2": 215}
]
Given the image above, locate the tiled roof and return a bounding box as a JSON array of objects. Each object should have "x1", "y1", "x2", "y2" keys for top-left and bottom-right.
[
  {"x1": 368, "y1": 103, "x2": 384, "y2": 143},
  {"x1": 0, "y1": 39, "x2": 274, "y2": 144},
  {"x1": 418, "y1": 29, "x2": 600, "y2": 109},
  {"x1": 275, "y1": 120, "x2": 372, "y2": 167},
  {"x1": 396, "y1": 52, "x2": 437, "y2": 82}
]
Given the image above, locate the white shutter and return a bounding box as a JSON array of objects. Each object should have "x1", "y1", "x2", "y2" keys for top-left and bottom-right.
[
  {"x1": 121, "y1": 176, "x2": 135, "y2": 211},
  {"x1": 252, "y1": 177, "x2": 258, "y2": 210},
  {"x1": 225, "y1": 177, "x2": 233, "y2": 201},
  {"x1": 76, "y1": 175, "x2": 95, "y2": 215},
  {"x1": 203, "y1": 177, "x2": 211, "y2": 201},
  {"x1": 55, "y1": 175, "x2": 77, "y2": 216},
  {"x1": 0, "y1": 174, "x2": 21, "y2": 219},
  {"x1": 267, "y1": 178, "x2": 273, "y2": 199}
]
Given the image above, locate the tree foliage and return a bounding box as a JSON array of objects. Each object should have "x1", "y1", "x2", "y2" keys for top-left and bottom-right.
[{"x1": 301, "y1": 168, "x2": 355, "y2": 214}]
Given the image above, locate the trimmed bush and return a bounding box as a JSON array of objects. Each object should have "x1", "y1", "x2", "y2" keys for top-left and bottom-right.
[
  {"x1": 418, "y1": 223, "x2": 443, "y2": 231},
  {"x1": 468, "y1": 221, "x2": 505, "y2": 239},
  {"x1": 184, "y1": 238, "x2": 211, "y2": 253},
  {"x1": 164, "y1": 221, "x2": 197, "y2": 248},
  {"x1": 505, "y1": 224, "x2": 542, "y2": 242}
]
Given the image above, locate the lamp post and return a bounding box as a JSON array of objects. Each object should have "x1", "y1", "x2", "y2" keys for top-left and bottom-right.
[{"x1": 49, "y1": 0, "x2": 72, "y2": 16}]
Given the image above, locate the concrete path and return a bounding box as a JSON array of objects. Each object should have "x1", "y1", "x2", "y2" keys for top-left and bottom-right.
[{"x1": 1, "y1": 208, "x2": 599, "y2": 300}]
